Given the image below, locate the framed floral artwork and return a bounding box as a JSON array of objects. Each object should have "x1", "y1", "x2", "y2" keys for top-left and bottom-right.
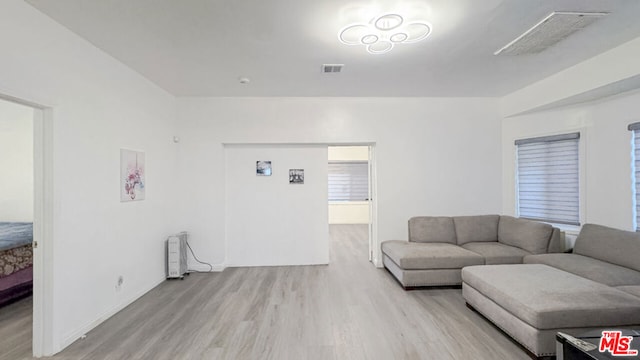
[{"x1": 121, "y1": 149, "x2": 145, "y2": 201}]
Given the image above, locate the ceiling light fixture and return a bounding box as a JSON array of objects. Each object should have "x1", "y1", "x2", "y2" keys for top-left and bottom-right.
[{"x1": 339, "y1": 13, "x2": 432, "y2": 54}]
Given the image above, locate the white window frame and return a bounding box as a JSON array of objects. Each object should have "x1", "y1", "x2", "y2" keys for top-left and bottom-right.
[{"x1": 628, "y1": 122, "x2": 640, "y2": 231}]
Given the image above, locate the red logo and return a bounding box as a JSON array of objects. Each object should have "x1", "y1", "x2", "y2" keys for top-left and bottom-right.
[{"x1": 599, "y1": 331, "x2": 638, "y2": 356}]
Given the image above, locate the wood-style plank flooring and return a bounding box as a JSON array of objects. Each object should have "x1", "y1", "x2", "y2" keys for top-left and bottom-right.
[
  {"x1": 0, "y1": 294, "x2": 32, "y2": 360},
  {"x1": 0, "y1": 225, "x2": 528, "y2": 359}
]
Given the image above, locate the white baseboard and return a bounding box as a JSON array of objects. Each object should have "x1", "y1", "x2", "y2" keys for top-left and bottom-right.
[{"x1": 58, "y1": 275, "x2": 166, "y2": 353}]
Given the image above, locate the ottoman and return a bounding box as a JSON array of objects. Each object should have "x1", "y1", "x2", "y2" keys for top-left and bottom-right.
[{"x1": 462, "y1": 264, "x2": 640, "y2": 358}]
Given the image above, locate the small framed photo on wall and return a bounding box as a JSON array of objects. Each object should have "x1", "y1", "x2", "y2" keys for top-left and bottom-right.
[
  {"x1": 256, "y1": 161, "x2": 272, "y2": 176},
  {"x1": 289, "y1": 169, "x2": 304, "y2": 184}
]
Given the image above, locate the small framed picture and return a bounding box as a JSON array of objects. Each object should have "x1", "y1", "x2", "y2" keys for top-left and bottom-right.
[
  {"x1": 257, "y1": 161, "x2": 272, "y2": 176},
  {"x1": 289, "y1": 169, "x2": 304, "y2": 184},
  {"x1": 120, "y1": 149, "x2": 145, "y2": 201}
]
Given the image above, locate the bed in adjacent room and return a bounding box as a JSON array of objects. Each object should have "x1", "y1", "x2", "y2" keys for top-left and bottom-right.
[{"x1": 0, "y1": 222, "x2": 33, "y2": 307}]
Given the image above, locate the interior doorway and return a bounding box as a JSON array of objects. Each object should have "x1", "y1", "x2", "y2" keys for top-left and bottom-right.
[
  {"x1": 0, "y1": 98, "x2": 35, "y2": 356},
  {"x1": 327, "y1": 145, "x2": 376, "y2": 262},
  {"x1": 0, "y1": 94, "x2": 50, "y2": 358}
]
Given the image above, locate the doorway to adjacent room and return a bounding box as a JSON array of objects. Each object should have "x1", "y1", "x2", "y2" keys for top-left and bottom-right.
[
  {"x1": 0, "y1": 94, "x2": 51, "y2": 358},
  {"x1": 328, "y1": 145, "x2": 377, "y2": 263}
]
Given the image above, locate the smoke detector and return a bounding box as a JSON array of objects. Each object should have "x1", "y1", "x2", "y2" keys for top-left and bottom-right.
[
  {"x1": 322, "y1": 64, "x2": 344, "y2": 73},
  {"x1": 495, "y1": 11, "x2": 608, "y2": 56}
]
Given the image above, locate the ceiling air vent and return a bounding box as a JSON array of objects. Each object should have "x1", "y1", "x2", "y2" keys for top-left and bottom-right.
[
  {"x1": 495, "y1": 11, "x2": 608, "y2": 56},
  {"x1": 322, "y1": 64, "x2": 344, "y2": 73}
]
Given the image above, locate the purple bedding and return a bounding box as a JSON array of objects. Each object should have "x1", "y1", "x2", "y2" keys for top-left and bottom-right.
[
  {"x1": 0, "y1": 223, "x2": 34, "y2": 307},
  {"x1": 0, "y1": 266, "x2": 32, "y2": 292},
  {"x1": 0, "y1": 266, "x2": 32, "y2": 307}
]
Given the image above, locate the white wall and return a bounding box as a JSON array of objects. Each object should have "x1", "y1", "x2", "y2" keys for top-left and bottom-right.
[
  {"x1": 0, "y1": 1, "x2": 178, "y2": 354},
  {"x1": 0, "y1": 100, "x2": 34, "y2": 222},
  {"x1": 502, "y1": 89, "x2": 640, "y2": 232},
  {"x1": 328, "y1": 146, "x2": 370, "y2": 225},
  {"x1": 176, "y1": 97, "x2": 503, "y2": 268},
  {"x1": 225, "y1": 145, "x2": 329, "y2": 266},
  {"x1": 328, "y1": 202, "x2": 370, "y2": 224}
]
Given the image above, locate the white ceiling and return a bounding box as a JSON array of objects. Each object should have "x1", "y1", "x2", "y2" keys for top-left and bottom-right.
[{"x1": 25, "y1": 0, "x2": 640, "y2": 97}]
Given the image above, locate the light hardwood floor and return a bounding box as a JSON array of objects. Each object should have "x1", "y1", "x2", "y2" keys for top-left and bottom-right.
[{"x1": 0, "y1": 225, "x2": 529, "y2": 359}]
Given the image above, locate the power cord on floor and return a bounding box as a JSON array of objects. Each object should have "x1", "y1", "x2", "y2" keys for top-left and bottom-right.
[{"x1": 186, "y1": 239, "x2": 214, "y2": 273}]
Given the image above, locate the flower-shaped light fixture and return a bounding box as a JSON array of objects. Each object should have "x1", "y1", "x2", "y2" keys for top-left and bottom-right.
[{"x1": 339, "y1": 13, "x2": 432, "y2": 54}]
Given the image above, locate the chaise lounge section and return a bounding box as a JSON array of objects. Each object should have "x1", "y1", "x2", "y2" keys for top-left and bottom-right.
[
  {"x1": 381, "y1": 215, "x2": 561, "y2": 288},
  {"x1": 462, "y1": 223, "x2": 640, "y2": 358}
]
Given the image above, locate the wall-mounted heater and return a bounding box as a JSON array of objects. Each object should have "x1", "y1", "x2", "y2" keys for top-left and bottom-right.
[{"x1": 166, "y1": 231, "x2": 188, "y2": 279}]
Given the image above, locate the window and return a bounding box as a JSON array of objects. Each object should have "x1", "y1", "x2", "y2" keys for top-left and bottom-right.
[
  {"x1": 328, "y1": 161, "x2": 369, "y2": 201},
  {"x1": 515, "y1": 132, "x2": 580, "y2": 225},
  {"x1": 629, "y1": 122, "x2": 640, "y2": 231}
]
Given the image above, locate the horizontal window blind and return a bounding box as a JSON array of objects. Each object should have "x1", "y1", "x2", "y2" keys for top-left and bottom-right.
[
  {"x1": 629, "y1": 122, "x2": 640, "y2": 231},
  {"x1": 515, "y1": 132, "x2": 580, "y2": 225},
  {"x1": 328, "y1": 161, "x2": 369, "y2": 201}
]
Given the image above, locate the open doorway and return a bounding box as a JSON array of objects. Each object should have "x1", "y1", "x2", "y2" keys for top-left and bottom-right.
[
  {"x1": 0, "y1": 98, "x2": 35, "y2": 356},
  {"x1": 0, "y1": 95, "x2": 50, "y2": 358},
  {"x1": 327, "y1": 145, "x2": 376, "y2": 262}
]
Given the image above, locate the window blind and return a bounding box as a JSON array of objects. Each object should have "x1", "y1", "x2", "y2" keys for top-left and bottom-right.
[
  {"x1": 515, "y1": 132, "x2": 580, "y2": 225},
  {"x1": 328, "y1": 161, "x2": 369, "y2": 201},
  {"x1": 628, "y1": 122, "x2": 640, "y2": 231}
]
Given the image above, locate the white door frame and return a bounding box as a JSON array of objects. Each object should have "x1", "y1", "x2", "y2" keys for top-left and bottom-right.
[
  {"x1": 33, "y1": 107, "x2": 54, "y2": 357},
  {"x1": 1, "y1": 94, "x2": 54, "y2": 357},
  {"x1": 367, "y1": 145, "x2": 380, "y2": 267}
]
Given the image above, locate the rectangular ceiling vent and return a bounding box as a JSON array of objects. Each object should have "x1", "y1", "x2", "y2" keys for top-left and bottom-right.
[
  {"x1": 322, "y1": 64, "x2": 344, "y2": 73},
  {"x1": 495, "y1": 11, "x2": 608, "y2": 56}
]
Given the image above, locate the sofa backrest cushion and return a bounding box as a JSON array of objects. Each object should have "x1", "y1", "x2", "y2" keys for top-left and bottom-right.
[
  {"x1": 574, "y1": 224, "x2": 640, "y2": 272},
  {"x1": 408, "y1": 217, "x2": 456, "y2": 244},
  {"x1": 453, "y1": 215, "x2": 500, "y2": 245},
  {"x1": 547, "y1": 228, "x2": 563, "y2": 253},
  {"x1": 498, "y1": 216, "x2": 553, "y2": 254}
]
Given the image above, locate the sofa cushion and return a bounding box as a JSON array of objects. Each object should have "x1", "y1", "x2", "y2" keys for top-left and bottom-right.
[
  {"x1": 462, "y1": 264, "x2": 640, "y2": 330},
  {"x1": 462, "y1": 242, "x2": 531, "y2": 265},
  {"x1": 408, "y1": 217, "x2": 456, "y2": 244},
  {"x1": 381, "y1": 240, "x2": 484, "y2": 270},
  {"x1": 574, "y1": 224, "x2": 640, "y2": 272},
  {"x1": 382, "y1": 255, "x2": 466, "y2": 287},
  {"x1": 617, "y1": 286, "x2": 640, "y2": 298},
  {"x1": 524, "y1": 253, "x2": 640, "y2": 286},
  {"x1": 453, "y1": 215, "x2": 499, "y2": 245},
  {"x1": 498, "y1": 216, "x2": 552, "y2": 254}
]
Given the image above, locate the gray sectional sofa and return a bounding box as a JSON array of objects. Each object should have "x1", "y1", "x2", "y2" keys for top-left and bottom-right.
[
  {"x1": 462, "y1": 223, "x2": 640, "y2": 358},
  {"x1": 381, "y1": 215, "x2": 562, "y2": 288}
]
